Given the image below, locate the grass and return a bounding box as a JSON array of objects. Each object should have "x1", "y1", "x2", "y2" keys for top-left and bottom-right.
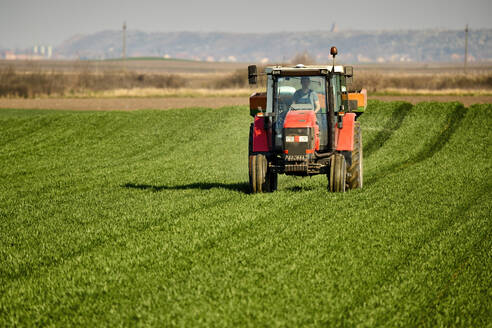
[
  {"x1": 0, "y1": 101, "x2": 490, "y2": 326},
  {"x1": 3, "y1": 86, "x2": 491, "y2": 100},
  {"x1": 1, "y1": 62, "x2": 491, "y2": 98},
  {"x1": 371, "y1": 88, "x2": 492, "y2": 96},
  {"x1": 54, "y1": 87, "x2": 492, "y2": 99},
  {"x1": 351, "y1": 71, "x2": 492, "y2": 93},
  {"x1": 0, "y1": 67, "x2": 188, "y2": 98}
]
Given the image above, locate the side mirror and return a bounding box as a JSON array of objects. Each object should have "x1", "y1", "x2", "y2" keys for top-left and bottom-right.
[
  {"x1": 248, "y1": 65, "x2": 257, "y2": 85},
  {"x1": 344, "y1": 66, "x2": 353, "y2": 77},
  {"x1": 344, "y1": 66, "x2": 353, "y2": 85}
]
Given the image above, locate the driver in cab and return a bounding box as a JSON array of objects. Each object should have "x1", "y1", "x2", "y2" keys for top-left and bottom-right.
[{"x1": 292, "y1": 76, "x2": 320, "y2": 113}]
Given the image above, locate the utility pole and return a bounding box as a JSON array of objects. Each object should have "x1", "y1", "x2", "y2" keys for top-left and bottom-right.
[
  {"x1": 464, "y1": 24, "x2": 468, "y2": 74},
  {"x1": 122, "y1": 21, "x2": 127, "y2": 71}
]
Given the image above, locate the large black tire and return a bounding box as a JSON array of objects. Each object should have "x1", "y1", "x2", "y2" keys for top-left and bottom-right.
[
  {"x1": 248, "y1": 125, "x2": 277, "y2": 193},
  {"x1": 329, "y1": 154, "x2": 346, "y2": 192},
  {"x1": 347, "y1": 122, "x2": 363, "y2": 189},
  {"x1": 249, "y1": 153, "x2": 276, "y2": 193},
  {"x1": 256, "y1": 154, "x2": 267, "y2": 192}
]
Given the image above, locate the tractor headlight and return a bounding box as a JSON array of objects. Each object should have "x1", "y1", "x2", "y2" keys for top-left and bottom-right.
[{"x1": 286, "y1": 135, "x2": 309, "y2": 142}]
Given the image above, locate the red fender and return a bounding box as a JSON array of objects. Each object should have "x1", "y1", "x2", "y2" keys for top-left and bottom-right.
[
  {"x1": 253, "y1": 116, "x2": 271, "y2": 152},
  {"x1": 336, "y1": 113, "x2": 356, "y2": 151}
]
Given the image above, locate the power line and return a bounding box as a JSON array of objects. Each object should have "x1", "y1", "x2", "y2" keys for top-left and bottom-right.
[
  {"x1": 122, "y1": 21, "x2": 127, "y2": 72},
  {"x1": 464, "y1": 24, "x2": 468, "y2": 74},
  {"x1": 122, "y1": 21, "x2": 127, "y2": 60}
]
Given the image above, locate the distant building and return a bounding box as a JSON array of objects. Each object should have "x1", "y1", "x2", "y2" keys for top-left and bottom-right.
[
  {"x1": 3, "y1": 44, "x2": 54, "y2": 60},
  {"x1": 330, "y1": 23, "x2": 338, "y2": 33},
  {"x1": 2, "y1": 50, "x2": 45, "y2": 60},
  {"x1": 4, "y1": 51, "x2": 16, "y2": 60}
]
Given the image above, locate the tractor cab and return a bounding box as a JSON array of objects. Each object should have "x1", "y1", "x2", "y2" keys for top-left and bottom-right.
[
  {"x1": 247, "y1": 47, "x2": 367, "y2": 193},
  {"x1": 274, "y1": 73, "x2": 330, "y2": 153}
]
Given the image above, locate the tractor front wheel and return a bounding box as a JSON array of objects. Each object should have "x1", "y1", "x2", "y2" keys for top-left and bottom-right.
[
  {"x1": 249, "y1": 154, "x2": 276, "y2": 193},
  {"x1": 329, "y1": 153, "x2": 346, "y2": 192}
]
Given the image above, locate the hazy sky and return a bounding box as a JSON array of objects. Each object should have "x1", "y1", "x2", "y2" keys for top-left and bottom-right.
[{"x1": 0, "y1": 0, "x2": 490, "y2": 48}]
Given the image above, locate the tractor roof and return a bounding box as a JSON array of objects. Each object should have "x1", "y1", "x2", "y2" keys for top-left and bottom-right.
[{"x1": 265, "y1": 65, "x2": 346, "y2": 76}]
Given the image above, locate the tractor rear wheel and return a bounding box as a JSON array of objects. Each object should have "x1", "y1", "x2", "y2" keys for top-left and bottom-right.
[
  {"x1": 329, "y1": 153, "x2": 346, "y2": 192},
  {"x1": 249, "y1": 153, "x2": 276, "y2": 193},
  {"x1": 347, "y1": 121, "x2": 363, "y2": 189}
]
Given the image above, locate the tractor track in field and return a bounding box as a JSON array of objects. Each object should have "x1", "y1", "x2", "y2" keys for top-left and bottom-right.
[
  {"x1": 347, "y1": 184, "x2": 490, "y2": 320},
  {"x1": 335, "y1": 104, "x2": 473, "y2": 317},
  {"x1": 0, "y1": 188, "x2": 246, "y2": 285},
  {"x1": 364, "y1": 103, "x2": 468, "y2": 186},
  {"x1": 0, "y1": 95, "x2": 490, "y2": 111},
  {"x1": 363, "y1": 102, "x2": 413, "y2": 158}
]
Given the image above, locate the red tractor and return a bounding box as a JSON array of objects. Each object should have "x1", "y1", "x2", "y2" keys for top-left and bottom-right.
[{"x1": 248, "y1": 47, "x2": 366, "y2": 193}]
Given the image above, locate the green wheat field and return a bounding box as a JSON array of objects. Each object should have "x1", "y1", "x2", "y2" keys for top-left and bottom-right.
[{"x1": 0, "y1": 101, "x2": 491, "y2": 326}]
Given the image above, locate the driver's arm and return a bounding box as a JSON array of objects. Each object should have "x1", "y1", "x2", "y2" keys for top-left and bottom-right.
[{"x1": 292, "y1": 90, "x2": 300, "y2": 104}]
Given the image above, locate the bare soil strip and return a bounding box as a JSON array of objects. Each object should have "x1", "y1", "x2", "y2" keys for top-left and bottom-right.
[
  {"x1": 0, "y1": 95, "x2": 490, "y2": 111},
  {"x1": 0, "y1": 97, "x2": 247, "y2": 111}
]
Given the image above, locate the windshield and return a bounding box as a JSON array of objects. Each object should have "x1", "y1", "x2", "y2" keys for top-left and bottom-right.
[
  {"x1": 274, "y1": 76, "x2": 327, "y2": 114},
  {"x1": 273, "y1": 75, "x2": 329, "y2": 152}
]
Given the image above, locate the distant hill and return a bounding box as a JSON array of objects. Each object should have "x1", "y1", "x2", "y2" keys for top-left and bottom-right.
[{"x1": 55, "y1": 29, "x2": 492, "y2": 63}]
